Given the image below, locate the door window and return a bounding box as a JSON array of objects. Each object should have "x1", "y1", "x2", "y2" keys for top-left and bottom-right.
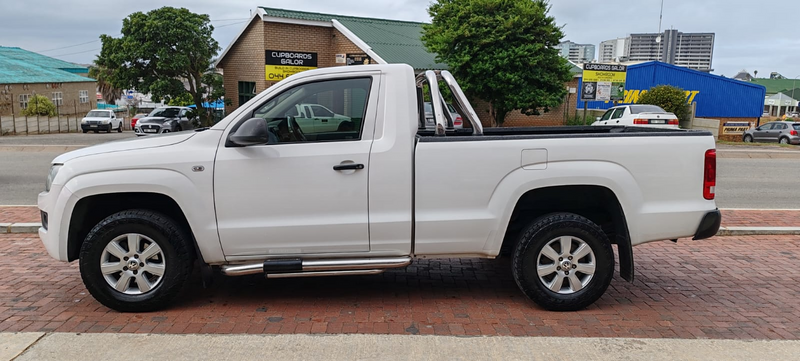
[
  {"x1": 611, "y1": 108, "x2": 625, "y2": 119},
  {"x1": 600, "y1": 109, "x2": 614, "y2": 121},
  {"x1": 310, "y1": 105, "x2": 334, "y2": 117},
  {"x1": 249, "y1": 77, "x2": 372, "y2": 143}
]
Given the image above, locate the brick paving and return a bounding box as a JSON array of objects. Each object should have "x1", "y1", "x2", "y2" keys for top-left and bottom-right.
[
  {"x1": 0, "y1": 233, "x2": 798, "y2": 339},
  {"x1": 4, "y1": 206, "x2": 800, "y2": 228},
  {"x1": 0, "y1": 207, "x2": 39, "y2": 223}
]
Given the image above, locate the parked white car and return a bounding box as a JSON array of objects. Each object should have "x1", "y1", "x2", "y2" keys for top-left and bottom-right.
[
  {"x1": 38, "y1": 65, "x2": 719, "y2": 313},
  {"x1": 80, "y1": 110, "x2": 124, "y2": 133},
  {"x1": 286, "y1": 103, "x2": 353, "y2": 132},
  {"x1": 591, "y1": 105, "x2": 679, "y2": 128}
]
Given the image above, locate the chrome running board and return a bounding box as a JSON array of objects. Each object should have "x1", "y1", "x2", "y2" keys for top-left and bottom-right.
[
  {"x1": 267, "y1": 269, "x2": 385, "y2": 278},
  {"x1": 219, "y1": 256, "x2": 412, "y2": 277}
]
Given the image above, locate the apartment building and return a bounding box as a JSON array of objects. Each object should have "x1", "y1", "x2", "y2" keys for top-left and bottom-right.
[
  {"x1": 556, "y1": 41, "x2": 595, "y2": 63},
  {"x1": 605, "y1": 30, "x2": 715, "y2": 71}
]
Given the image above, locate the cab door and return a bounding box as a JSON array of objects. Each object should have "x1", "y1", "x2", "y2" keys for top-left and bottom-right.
[{"x1": 213, "y1": 75, "x2": 379, "y2": 257}]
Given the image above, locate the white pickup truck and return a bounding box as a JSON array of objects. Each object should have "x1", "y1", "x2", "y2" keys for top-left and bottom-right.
[{"x1": 38, "y1": 64, "x2": 720, "y2": 312}]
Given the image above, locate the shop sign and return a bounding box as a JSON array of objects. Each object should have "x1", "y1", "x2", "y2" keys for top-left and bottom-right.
[
  {"x1": 722, "y1": 122, "x2": 752, "y2": 134},
  {"x1": 582, "y1": 64, "x2": 627, "y2": 102},
  {"x1": 346, "y1": 53, "x2": 372, "y2": 66},
  {"x1": 265, "y1": 50, "x2": 318, "y2": 81}
]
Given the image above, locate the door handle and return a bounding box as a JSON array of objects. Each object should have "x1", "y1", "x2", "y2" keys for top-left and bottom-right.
[
  {"x1": 333, "y1": 163, "x2": 364, "y2": 171},
  {"x1": 319, "y1": 119, "x2": 328, "y2": 122}
]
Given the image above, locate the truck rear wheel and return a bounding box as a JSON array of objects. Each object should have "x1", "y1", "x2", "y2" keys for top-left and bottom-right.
[
  {"x1": 512, "y1": 213, "x2": 614, "y2": 311},
  {"x1": 78, "y1": 210, "x2": 195, "y2": 312}
]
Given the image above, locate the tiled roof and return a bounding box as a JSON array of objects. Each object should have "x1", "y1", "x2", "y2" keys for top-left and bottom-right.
[
  {"x1": 259, "y1": 7, "x2": 447, "y2": 70},
  {"x1": 0, "y1": 47, "x2": 93, "y2": 84}
]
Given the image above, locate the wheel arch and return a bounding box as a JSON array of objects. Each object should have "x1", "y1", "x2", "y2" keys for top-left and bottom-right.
[
  {"x1": 500, "y1": 185, "x2": 635, "y2": 282},
  {"x1": 67, "y1": 192, "x2": 198, "y2": 262}
]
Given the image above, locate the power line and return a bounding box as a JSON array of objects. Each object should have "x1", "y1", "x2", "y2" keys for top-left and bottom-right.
[
  {"x1": 36, "y1": 39, "x2": 99, "y2": 53},
  {"x1": 50, "y1": 47, "x2": 102, "y2": 58},
  {"x1": 215, "y1": 21, "x2": 249, "y2": 29}
]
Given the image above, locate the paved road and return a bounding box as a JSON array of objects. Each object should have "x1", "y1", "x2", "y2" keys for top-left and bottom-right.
[
  {"x1": 0, "y1": 133, "x2": 799, "y2": 208},
  {"x1": 0, "y1": 132, "x2": 133, "y2": 146},
  {"x1": 1, "y1": 232, "x2": 799, "y2": 339}
]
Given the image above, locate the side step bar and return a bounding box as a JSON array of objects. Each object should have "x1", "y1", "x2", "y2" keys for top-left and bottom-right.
[{"x1": 219, "y1": 257, "x2": 412, "y2": 277}]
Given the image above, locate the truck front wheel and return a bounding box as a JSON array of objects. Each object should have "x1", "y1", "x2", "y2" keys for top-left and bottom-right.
[
  {"x1": 78, "y1": 210, "x2": 195, "y2": 312},
  {"x1": 512, "y1": 213, "x2": 614, "y2": 311}
]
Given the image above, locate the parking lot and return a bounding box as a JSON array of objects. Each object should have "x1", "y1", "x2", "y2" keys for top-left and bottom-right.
[{"x1": 1, "y1": 233, "x2": 798, "y2": 339}]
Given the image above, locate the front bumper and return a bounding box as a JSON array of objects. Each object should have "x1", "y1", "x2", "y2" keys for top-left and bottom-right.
[
  {"x1": 38, "y1": 185, "x2": 74, "y2": 261},
  {"x1": 693, "y1": 209, "x2": 721, "y2": 240},
  {"x1": 81, "y1": 123, "x2": 112, "y2": 131}
]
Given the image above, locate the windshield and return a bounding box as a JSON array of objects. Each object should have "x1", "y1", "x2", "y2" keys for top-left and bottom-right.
[
  {"x1": 629, "y1": 105, "x2": 666, "y2": 114},
  {"x1": 86, "y1": 111, "x2": 110, "y2": 117},
  {"x1": 148, "y1": 108, "x2": 180, "y2": 117}
]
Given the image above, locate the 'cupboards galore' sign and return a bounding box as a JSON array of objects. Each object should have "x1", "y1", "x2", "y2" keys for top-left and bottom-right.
[{"x1": 265, "y1": 50, "x2": 318, "y2": 81}]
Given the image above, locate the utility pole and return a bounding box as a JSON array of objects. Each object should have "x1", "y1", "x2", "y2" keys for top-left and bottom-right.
[{"x1": 657, "y1": 0, "x2": 664, "y2": 62}]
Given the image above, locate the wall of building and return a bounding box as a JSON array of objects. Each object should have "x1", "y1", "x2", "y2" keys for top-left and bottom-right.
[
  {"x1": 0, "y1": 81, "x2": 96, "y2": 116},
  {"x1": 581, "y1": 62, "x2": 765, "y2": 118},
  {"x1": 472, "y1": 78, "x2": 581, "y2": 127},
  {"x1": 220, "y1": 19, "x2": 364, "y2": 114}
]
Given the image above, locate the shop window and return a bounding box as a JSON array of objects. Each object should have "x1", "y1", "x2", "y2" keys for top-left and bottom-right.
[{"x1": 238, "y1": 82, "x2": 256, "y2": 106}]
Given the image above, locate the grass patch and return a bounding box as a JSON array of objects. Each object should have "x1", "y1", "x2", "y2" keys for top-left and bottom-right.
[{"x1": 717, "y1": 140, "x2": 796, "y2": 148}]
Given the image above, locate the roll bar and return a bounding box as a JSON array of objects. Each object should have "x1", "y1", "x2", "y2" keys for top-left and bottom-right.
[{"x1": 415, "y1": 70, "x2": 484, "y2": 136}]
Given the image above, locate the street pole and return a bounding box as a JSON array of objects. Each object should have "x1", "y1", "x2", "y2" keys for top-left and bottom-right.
[{"x1": 791, "y1": 76, "x2": 800, "y2": 115}]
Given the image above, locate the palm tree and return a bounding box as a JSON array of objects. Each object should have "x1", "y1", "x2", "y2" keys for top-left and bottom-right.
[{"x1": 88, "y1": 64, "x2": 123, "y2": 105}]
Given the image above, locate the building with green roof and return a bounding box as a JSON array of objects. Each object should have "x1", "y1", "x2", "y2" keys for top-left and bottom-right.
[
  {"x1": 216, "y1": 7, "x2": 582, "y2": 126},
  {"x1": 0, "y1": 46, "x2": 96, "y2": 116}
]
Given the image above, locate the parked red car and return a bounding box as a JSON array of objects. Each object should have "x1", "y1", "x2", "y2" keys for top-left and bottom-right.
[{"x1": 130, "y1": 113, "x2": 148, "y2": 128}]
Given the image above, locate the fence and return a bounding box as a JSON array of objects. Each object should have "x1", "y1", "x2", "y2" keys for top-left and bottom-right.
[{"x1": 0, "y1": 111, "x2": 134, "y2": 135}]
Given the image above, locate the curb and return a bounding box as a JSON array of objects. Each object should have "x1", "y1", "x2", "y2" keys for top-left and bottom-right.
[
  {"x1": 717, "y1": 226, "x2": 800, "y2": 236},
  {"x1": 2, "y1": 223, "x2": 799, "y2": 236},
  {"x1": 2, "y1": 223, "x2": 41, "y2": 234}
]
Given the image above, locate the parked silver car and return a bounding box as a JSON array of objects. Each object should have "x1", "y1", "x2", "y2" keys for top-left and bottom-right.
[
  {"x1": 134, "y1": 106, "x2": 195, "y2": 136},
  {"x1": 422, "y1": 102, "x2": 463, "y2": 129},
  {"x1": 743, "y1": 121, "x2": 800, "y2": 145}
]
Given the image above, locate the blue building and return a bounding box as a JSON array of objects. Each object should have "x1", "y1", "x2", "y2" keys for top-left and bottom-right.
[{"x1": 579, "y1": 62, "x2": 766, "y2": 122}]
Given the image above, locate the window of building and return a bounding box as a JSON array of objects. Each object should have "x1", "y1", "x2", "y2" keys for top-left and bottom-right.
[
  {"x1": 52, "y1": 92, "x2": 63, "y2": 106},
  {"x1": 19, "y1": 94, "x2": 29, "y2": 110},
  {"x1": 79, "y1": 90, "x2": 89, "y2": 104},
  {"x1": 249, "y1": 77, "x2": 372, "y2": 144},
  {"x1": 238, "y1": 82, "x2": 256, "y2": 106}
]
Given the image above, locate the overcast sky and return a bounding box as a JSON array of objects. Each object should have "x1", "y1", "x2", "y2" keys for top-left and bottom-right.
[{"x1": 1, "y1": 0, "x2": 796, "y2": 78}]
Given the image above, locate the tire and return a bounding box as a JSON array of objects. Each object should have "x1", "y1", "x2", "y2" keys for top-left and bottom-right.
[
  {"x1": 779, "y1": 137, "x2": 789, "y2": 145},
  {"x1": 743, "y1": 135, "x2": 753, "y2": 143},
  {"x1": 176, "y1": 125, "x2": 182, "y2": 132},
  {"x1": 117, "y1": 122, "x2": 123, "y2": 132},
  {"x1": 511, "y1": 213, "x2": 614, "y2": 311},
  {"x1": 79, "y1": 210, "x2": 195, "y2": 312},
  {"x1": 83, "y1": 129, "x2": 88, "y2": 133}
]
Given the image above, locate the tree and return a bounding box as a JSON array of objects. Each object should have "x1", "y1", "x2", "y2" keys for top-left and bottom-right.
[
  {"x1": 638, "y1": 85, "x2": 691, "y2": 123},
  {"x1": 88, "y1": 64, "x2": 123, "y2": 105},
  {"x1": 422, "y1": 0, "x2": 573, "y2": 126},
  {"x1": 96, "y1": 7, "x2": 222, "y2": 125},
  {"x1": 21, "y1": 94, "x2": 57, "y2": 117}
]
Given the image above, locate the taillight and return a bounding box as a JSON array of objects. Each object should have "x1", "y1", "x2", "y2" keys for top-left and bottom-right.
[
  {"x1": 633, "y1": 118, "x2": 648, "y2": 124},
  {"x1": 454, "y1": 116, "x2": 463, "y2": 126},
  {"x1": 703, "y1": 149, "x2": 716, "y2": 200},
  {"x1": 668, "y1": 119, "x2": 679, "y2": 125},
  {"x1": 791, "y1": 130, "x2": 798, "y2": 136}
]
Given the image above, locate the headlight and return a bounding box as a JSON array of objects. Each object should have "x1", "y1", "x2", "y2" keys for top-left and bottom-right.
[
  {"x1": 102, "y1": 119, "x2": 110, "y2": 124},
  {"x1": 45, "y1": 164, "x2": 62, "y2": 192}
]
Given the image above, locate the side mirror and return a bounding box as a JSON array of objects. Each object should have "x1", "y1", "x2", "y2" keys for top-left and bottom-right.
[
  {"x1": 596, "y1": 117, "x2": 601, "y2": 121},
  {"x1": 230, "y1": 118, "x2": 271, "y2": 146}
]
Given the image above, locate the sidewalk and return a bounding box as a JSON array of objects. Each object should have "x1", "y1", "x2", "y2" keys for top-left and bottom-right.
[
  {"x1": 3, "y1": 206, "x2": 799, "y2": 236},
  {"x1": 3, "y1": 333, "x2": 800, "y2": 361}
]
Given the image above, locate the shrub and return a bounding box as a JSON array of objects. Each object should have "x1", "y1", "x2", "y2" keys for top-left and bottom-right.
[
  {"x1": 637, "y1": 85, "x2": 690, "y2": 123},
  {"x1": 21, "y1": 94, "x2": 57, "y2": 117}
]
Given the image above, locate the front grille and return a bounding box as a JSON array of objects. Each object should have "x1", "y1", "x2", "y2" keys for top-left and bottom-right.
[
  {"x1": 142, "y1": 124, "x2": 161, "y2": 132},
  {"x1": 41, "y1": 211, "x2": 48, "y2": 230}
]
